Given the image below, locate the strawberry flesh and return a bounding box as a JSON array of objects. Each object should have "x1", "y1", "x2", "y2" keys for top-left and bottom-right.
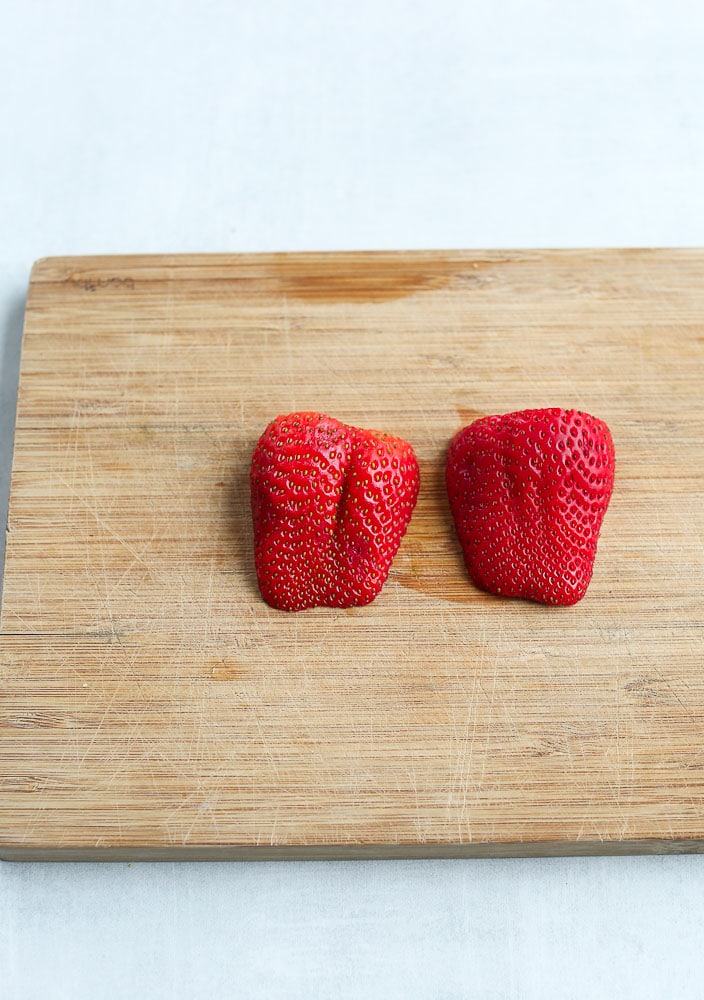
[
  {"x1": 446, "y1": 408, "x2": 615, "y2": 606},
  {"x1": 251, "y1": 412, "x2": 420, "y2": 611}
]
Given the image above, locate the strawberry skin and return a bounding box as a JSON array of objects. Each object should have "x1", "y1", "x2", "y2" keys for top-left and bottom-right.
[
  {"x1": 446, "y1": 408, "x2": 615, "y2": 606},
  {"x1": 250, "y1": 412, "x2": 420, "y2": 611}
]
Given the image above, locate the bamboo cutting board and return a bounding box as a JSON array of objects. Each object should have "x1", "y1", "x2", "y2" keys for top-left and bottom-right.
[{"x1": 1, "y1": 250, "x2": 703, "y2": 860}]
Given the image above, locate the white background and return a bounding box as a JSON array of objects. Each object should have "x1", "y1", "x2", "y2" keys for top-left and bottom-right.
[{"x1": 2, "y1": 1, "x2": 704, "y2": 997}]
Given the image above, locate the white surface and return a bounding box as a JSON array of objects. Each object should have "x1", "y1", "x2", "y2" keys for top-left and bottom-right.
[{"x1": 1, "y1": 1, "x2": 704, "y2": 996}]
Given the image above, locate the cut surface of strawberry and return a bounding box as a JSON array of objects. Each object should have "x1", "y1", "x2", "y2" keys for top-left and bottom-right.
[
  {"x1": 446, "y1": 408, "x2": 615, "y2": 606},
  {"x1": 250, "y1": 412, "x2": 420, "y2": 611}
]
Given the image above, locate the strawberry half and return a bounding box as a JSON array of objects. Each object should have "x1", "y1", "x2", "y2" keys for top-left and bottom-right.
[
  {"x1": 446, "y1": 408, "x2": 615, "y2": 606},
  {"x1": 250, "y1": 412, "x2": 420, "y2": 611}
]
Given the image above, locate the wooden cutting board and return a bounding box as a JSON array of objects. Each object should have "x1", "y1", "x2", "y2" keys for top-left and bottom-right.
[{"x1": 1, "y1": 250, "x2": 703, "y2": 860}]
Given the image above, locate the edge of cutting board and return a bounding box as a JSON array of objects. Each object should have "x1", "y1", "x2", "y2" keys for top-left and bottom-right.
[{"x1": 2, "y1": 839, "x2": 704, "y2": 862}]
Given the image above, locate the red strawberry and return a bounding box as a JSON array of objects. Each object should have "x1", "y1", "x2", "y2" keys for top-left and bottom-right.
[
  {"x1": 250, "y1": 412, "x2": 420, "y2": 611},
  {"x1": 446, "y1": 408, "x2": 615, "y2": 606}
]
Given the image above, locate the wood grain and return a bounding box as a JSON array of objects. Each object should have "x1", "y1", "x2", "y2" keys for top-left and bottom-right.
[{"x1": 1, "y1": 249, "x2": 703, "y2": 860}]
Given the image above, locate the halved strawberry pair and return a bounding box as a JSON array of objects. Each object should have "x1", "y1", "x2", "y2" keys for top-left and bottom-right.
[{"x1": 250, "y1": 409, "x2": 615, "y2": 611}]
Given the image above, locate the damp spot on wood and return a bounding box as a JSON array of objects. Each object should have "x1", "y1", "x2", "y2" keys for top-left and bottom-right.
[
  {"x1": 455, "y1": 406, "x2": 486, "y2": 429},
  {"x1": 275, "y1": 256, "x2": 512, "y2": 304},
  {"x1": 211, "y1": 660, "x2": 244, "y2": 680},
  {"x1": 391, "y1": 457, "x2": 479, "y2": 604}
]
